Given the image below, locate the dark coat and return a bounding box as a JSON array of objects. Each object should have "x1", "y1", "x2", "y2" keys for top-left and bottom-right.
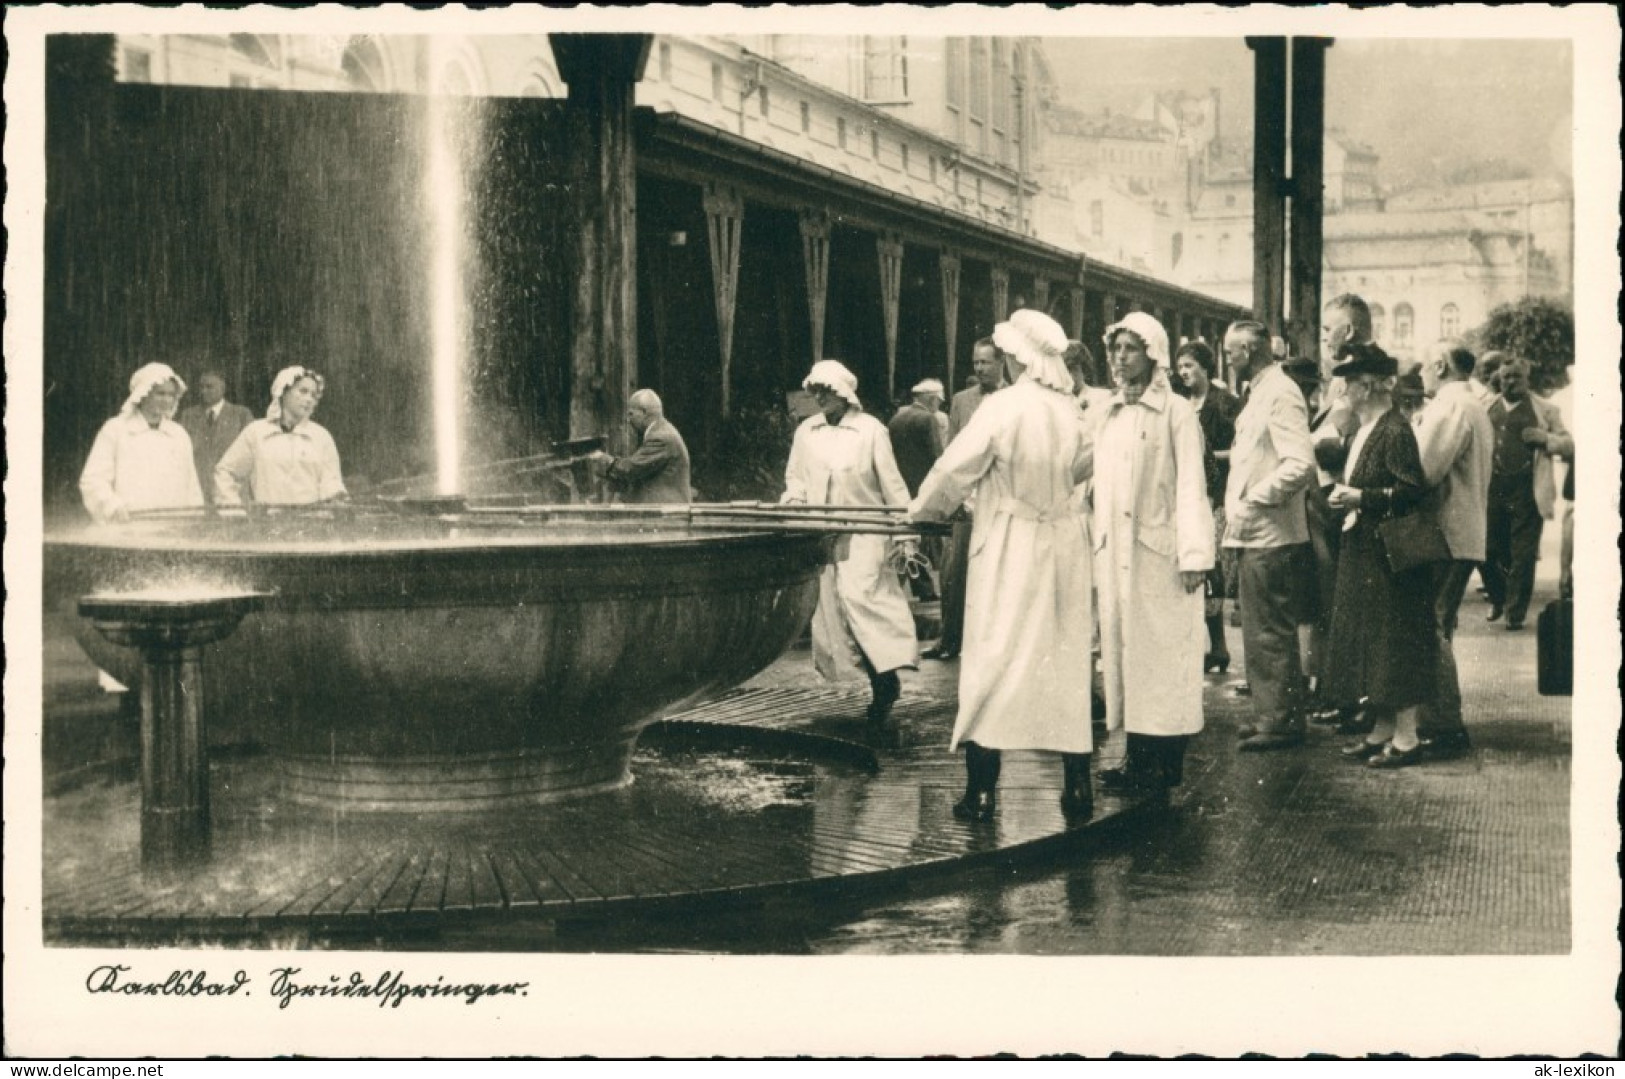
[
  {"x1": 887, "y1": 403, "x2": 942, "y2": 496},
  {"x1": 1324, "y1": 408, "x2": 1438, "y2": 711},
  {"x1": 1195, "y1": 383, "x2": 1242, "y2": 504},
  {"x1": 178, "y1": 401, "x2": 255, "y2": 502},
  {"x1": 606, "y1": 417, "x2": 692, "y2": 504}
]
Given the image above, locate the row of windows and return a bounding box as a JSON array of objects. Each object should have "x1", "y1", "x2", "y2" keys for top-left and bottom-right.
[
  {"x1": 945, "y1": 37, "x2": 1025, "y2": 165},
  {"x1": 1368, "y1": 302, "x2": 1460, "y2": 346}
]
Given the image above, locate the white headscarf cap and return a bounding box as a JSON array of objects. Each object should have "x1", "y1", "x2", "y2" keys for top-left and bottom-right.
[
  {"x1": 1104, "y1": 311, "x2": 1173, "y2": 370},
  {"x1": 267, "y1": 365, "x2": 324, "y2": 422},
  {"x1": 803, "y1": 360, "x2": 861, "y2": 408},
  {"x1": 993, "y1": 309, "x2": 1072, "y2": 393},
  {"x1": 911, "y1": 378, "x2": 945, "y2": 397},
  {"x1": 121, "y1": 363, "x2": 186, "y2": 418}
]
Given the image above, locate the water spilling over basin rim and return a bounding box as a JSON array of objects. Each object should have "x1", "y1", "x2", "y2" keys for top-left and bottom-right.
[{"x1": 47, "y1": 512, "x2": 833, "y2": 810}]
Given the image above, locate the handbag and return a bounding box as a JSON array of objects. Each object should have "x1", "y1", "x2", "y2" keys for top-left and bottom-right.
[{"x1": 1377, "y1": 507, "x2": 1451, "y2": 574}]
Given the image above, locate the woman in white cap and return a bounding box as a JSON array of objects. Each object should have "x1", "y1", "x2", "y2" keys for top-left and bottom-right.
[
  {"x1": 215, "y1": 366, "x2": 347, "y2": 506},
  {"x1": 783, "y1": 359, "x2": 919, "y2": 735},
  {"x1": 79, "y1": 363, "x2": 206, "y2": 524},
  {"x1": 1093, "y1": 312, "x2": 1215, "y2": 796},
  {"x1": 907, "y1": 310, "x2": 1097, "y2": 824}
]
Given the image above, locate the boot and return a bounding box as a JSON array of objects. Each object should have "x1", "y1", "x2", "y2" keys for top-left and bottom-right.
[
  {"x1": 1203, "y1": 616, "x2": 1230, "y2": 673},
  {"x1": 1099, "y1": 733, "x2": 1161, "y2": 793},
  {"x1": 1060, "y1": 753, "x2": 1094, "y2": 825},
  {"x1": 952, "y1": 742, "x2": 1000, "y2": 822},
  {"x1": 1156, "y1": 735, "x2": 1189, "y2": 789},
  {"x1": 865, "y1": 670, "x2": 901, "y2": 729}
]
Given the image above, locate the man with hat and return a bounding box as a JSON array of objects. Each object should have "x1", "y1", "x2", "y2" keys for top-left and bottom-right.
[{"x1": 888, "y1": 378, "x2": 947, "y2": 497}]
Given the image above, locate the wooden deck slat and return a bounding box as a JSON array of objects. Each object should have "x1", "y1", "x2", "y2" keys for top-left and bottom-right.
[
  {"x1": 340, "y1": 851, "x2": 416, "y2": 917},
  {"x1": 469, "y1": 850, "x2": 509, "y2": 910},
  {"x1": 506, "y1": 846, "x2": 579, "y2": 907},
  {"x1": 373, "y1": 852, "x2": 432, "y2": 915},
  {"x1": 407, "y1": 850, "x2": 451, "y2": 913}
]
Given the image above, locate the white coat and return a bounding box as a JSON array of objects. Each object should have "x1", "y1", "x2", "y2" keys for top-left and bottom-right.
[
  {"x1": 910, "y1": 379, "x2": 1095, "y2": 753},
  {"x1": 783, "y1": 408, "x2": 919, "y2": 680},
  {"x1": 1092, "y1": 377, "x2": 1215, "y2": 737},
  {"x1": 79, "y1": 413, "x2": 205, "y2": 523}
]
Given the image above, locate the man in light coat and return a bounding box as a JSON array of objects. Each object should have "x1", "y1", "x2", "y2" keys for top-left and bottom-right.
[
  {"x1": 1222, "y1": 320, "x2": 1317, "y2": 751},
  {"x1": 600, "y1": 389, "x2": 692, "y2": 504},
  {"x1": 1415, "y1": 339, "x2": 1495, "y2": 758},
  {"x1": 1483, "y1": 357, "x2": 1573, "y2": 631}
]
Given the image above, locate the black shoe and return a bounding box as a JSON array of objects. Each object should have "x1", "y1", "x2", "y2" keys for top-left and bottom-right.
[
  {"x1": 1367, "y1": 742, "x2": 1426, "y2": 769},
  {"x1": 866, "y1": 671, "x2": 901, "y2": 726},
  {"x1": 953, "y1": 743, "x2": 1000, "y2": 822},
  {"x1": 1060, "y1": 753, "x2": 1094, "y2": 825},
  {"x1": 1505, "y1": 618, "x2": 1524, "y2": 631},
  {"x1": 1204, "y1": 653, "x2": 1231, "y2": 674},
  {"x1": 952, "y1": 790, "x2": 996, "y2": 822},
  {"x1": 1236, "y1": 723, "x2": 1259, "y2": 741},
  {"x1": 1155, "y1": 736, "x2": 1189, "y2": 789},
  {"x1": 1340, "y1": 739, "x2": 1388, "y2": 760},
  {"x1": 922, "y1": 645, "x2": 959, "y2": 661},
  {"x1": 1487, "y1": 604, "x2": 1504, "y2": 623}
]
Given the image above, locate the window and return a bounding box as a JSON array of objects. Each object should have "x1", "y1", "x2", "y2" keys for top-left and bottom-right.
[
  {"x1": 968, "y1": 38, "x2": 988, "y2": 152},
  {"x1": 1393, "y1": 303, "x2": 1414, "y2": 348},
  {"x1": 1370, "y1": 303, "x2": 1387, "y2": 343},
  {"x1": 863, "y1": 36, "x2": 908, "y2": 101},
  {"x1": 1217, "y1": 233, "x2": 1231, "y2": 264},
  {"x1": 758, "y1": 85, "x2": 769, "y2": 118},
  {"x1": 711, "y1": 63, "x2": 723, "y2": 101},
  {"x1": 929, "y1": 154, "x2": 936, "y2": 183},
  {"x1": 837, "y1": 117, "x2": 847, "y2": 150},
  {"x1": 1171, "y1": 233, "x2": 1184, "y2": 269},
  {"x1": 799, "y1": 101, "x2": 810, "y2": 133},
  {"x1": 901, "y1": 143, "x2": 910, "y2": 172},
  {"x1": 1440, "y1": 302, "x2": 1461, "y2": 338},
  {"x1": 990, "y1": 40, "x2": 1009, "y2": 163},
  {"x1": 872, "y1": 129, "x2": 881, "y2": 159},
  {"x1": 123, "y1": 48, "x2": 152, "y2": 83},
  {"x1": 945, "y1": 38, "x2": 965, "y2": 142},
  {"x1": 1090, "y1": 200, "x2": 1104, "y2": 238},
  {"x1": 658, "y1": 42, "x2": 671, "y2": 82}
]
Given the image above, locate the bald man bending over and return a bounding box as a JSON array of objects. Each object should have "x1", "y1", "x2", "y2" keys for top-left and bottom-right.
[{"x1": 600, "y1": 389, "x2": 693, "y2": 504}]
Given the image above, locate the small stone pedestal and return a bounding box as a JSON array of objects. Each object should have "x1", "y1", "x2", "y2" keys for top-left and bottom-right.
[{"x1": 78, "y1": 592, "x2": 268, "y2": 875}]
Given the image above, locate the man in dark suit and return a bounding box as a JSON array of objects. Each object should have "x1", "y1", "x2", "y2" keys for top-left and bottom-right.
[
  {"x1": 923, "y1": 338, "x2": 1003, "y2": 660},
  {"x1": 600, "y1": 389, "x2": 692, "y2": 504},
  {"x1": 177, "y1": 369, "x2": 254, "y2": 503}
]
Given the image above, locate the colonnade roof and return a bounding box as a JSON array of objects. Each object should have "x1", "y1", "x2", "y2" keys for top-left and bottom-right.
[{"x1": 637, "y1": 108, "x2": 1249, "y2": 323}]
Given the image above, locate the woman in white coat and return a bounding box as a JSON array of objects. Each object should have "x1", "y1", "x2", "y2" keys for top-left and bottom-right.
[
  {"x1": 1093, "y1": 312, "x2": 1215, "y2": 794},
  {"x1": 782, "y1": 360, "x2": 920, "y2": 735},
  {"x1": 907, "y1": 310, "x2": 1096, "y2": 824},
  {"x1": 79, "y1": 363, "x2": 206, "y2": 524}
]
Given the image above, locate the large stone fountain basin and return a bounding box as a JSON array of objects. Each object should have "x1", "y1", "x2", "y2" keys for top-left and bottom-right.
[{"x1": 45, "y1": 512, "x2": 829, "y2": 810}]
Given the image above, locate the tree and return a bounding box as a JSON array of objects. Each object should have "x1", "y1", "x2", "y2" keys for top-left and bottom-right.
[{"x1": 1468, "y1": 297, "x2": 1574, "y2": 395}]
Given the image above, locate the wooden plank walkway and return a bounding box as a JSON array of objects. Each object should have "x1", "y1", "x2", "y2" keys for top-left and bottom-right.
[{"x1": 43, "y1": 687, "x2": 1146, "y2": 942}]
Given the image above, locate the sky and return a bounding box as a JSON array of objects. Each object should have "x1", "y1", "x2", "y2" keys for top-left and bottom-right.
[{"x1": 1044, "y1": 37, "x2": 1574, "y2": 192}]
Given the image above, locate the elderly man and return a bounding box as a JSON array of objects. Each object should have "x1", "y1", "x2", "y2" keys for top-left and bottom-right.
[
  {"x1": 888, "y1": 378, "x2": 946, "y2": 497},
  {"x1": 1483, "y1": 357, "x2": 1572, "y2": 631},
  {"x1": 80, "y1": 363, "x2": 205, "y2": 524},
  {"x1": 1414, "y1": 339, "x2": 1494, "y2": 758},
  {"x1": 178, "y1": 369, "x2": 254, "y2": 502},
  {"x1": 599, "y1": 389, "x2": 692, "y2": 504},
  {"x1": 923, "y1": 338, "x2": 1005, "y2": 661},
  {"x1": 1222, "y1": 320, "x2": 1316, "y2": 751}
]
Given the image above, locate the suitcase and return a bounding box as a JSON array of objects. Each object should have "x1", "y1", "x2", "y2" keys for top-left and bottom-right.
[{"x1": 1537, "y1": 598, "x2": 1573, "y2": 697}]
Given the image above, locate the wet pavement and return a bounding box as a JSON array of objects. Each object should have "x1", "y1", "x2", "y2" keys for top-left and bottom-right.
[{"x1": 40, "y1": 557, "x2": 1576, "y2": 956}]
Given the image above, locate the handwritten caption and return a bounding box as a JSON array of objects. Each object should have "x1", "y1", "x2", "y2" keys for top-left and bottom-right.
[{"x1": 85, "y1": 965, "x2": 530, "y2": 1010}]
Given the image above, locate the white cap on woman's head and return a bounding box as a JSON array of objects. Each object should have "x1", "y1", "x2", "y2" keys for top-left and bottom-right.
[
  {"x1": 802, "y1": 359, "x2": 861, "y2": 407},
  {"x1": 911, "y1": 378, "x2": 945, "y2": 397},
  {"x1": 121, "y1": 363, "x2": 186, "y2": 417},
  {"x1": 992, "y1": 309, "x2": 1072, "y2": 392},
  {"x1": 1104, "y1": 311, "x2": 1172, "y2": 369},
  {"x1": 267, "y1": 365, "x2": 325, "y2": 421}
]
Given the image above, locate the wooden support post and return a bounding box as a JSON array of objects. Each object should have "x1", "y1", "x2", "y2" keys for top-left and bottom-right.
[
  {"x1": 799, "y1": 209, "x2": 832, "y2": 364},
  {"x1": 1102, "y1": 293, "x2": 1117, "y2": 332},
  {"x1": 877, "y1": 232, "x2": 905, "y2": 402},
  {"x1": 78, "y1": 593, "x2": 267, "y2": 876},
  {"x1": 1070, "y1": 257, "x2": 1088, "y2": 341},
  {"x1": 551, "y1": 33, "x2": 651, "y2": 454},
  {"x1": 1248, "y1": 36, "x2": 1288, "y2": 339},
  {"x1": 991, "y1": 266, "x2": 1010, "y2": 322},
  {"x1": 1032, "y1": 277, "x2": 1050, "y2": 315},
  {"x1": 939, "y1": 250, "x2": 962, "y2": 390},
  {"x1": 703, "y1": 182, "x2": 745, "y2": 415},
  {"x1": 1289, "y1": 38, "x2": 1331, "y2": 366}
]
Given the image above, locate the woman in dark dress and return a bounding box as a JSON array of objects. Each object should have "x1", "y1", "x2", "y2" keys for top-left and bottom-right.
[
  {"x1": 1324, "y1": 342, "x2": 1440, "y2": 768},
  {"x1": 1174, "y1": 340, "x2": 1243, "y2": 673}
]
